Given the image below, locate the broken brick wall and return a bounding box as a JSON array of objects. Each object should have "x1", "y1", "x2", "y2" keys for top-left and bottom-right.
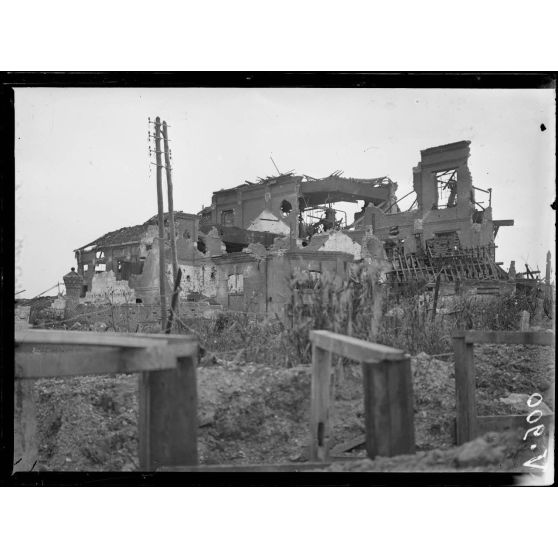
[
  {"x1": 210, "y1": 253, "x2": 267, "y2": 313},
  {"x1": 210, "y1": 177, "x2": 300, "y2": 236},
  {"x1": 84, "y1": 270, "x2": 136, "y2": 304},
  {"x1": 362, "y1": 141, "x2": 496, "y2": 254},
  {"x1": 171, "y1": 262, "x2": 218, "y2": 299}
]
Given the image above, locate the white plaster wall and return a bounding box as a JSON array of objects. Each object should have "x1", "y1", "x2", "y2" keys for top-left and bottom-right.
[
  {"x1": 248, "y1": 210, "x2": 290, "y2": 235},
  {"x1": 85, "y1": 270, "x2": 136, "y2": 304},
  {"x1": 227, "y1": 273, "x2": 244, "y2": 293},
  {"x1": 175, "y1": 263, "x2": 217, "y2": 298},
  {"x1": 319, "y1": 230, "x2": 362, "y2": 259}
]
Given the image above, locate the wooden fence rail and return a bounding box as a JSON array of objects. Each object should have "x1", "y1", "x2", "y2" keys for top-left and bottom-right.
[
  {"x1": 309, "y1": 330, "x2": 415, "y2": 462},
  {"x1": 452, "y1": 329, "x2": 555, "y2": 445},
  {"x1": 14, "y1": 329, "x2": 199, "y2": 472}
]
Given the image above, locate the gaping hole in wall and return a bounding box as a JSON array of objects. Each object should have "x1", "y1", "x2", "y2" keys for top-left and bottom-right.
[
  {"x1": 225, "y1": 243, "x2": 245, "y2": 253},
  {"x1": 197, "y1": 238, "x2": 207, "y2": 254},
  {"x1": 435, "y1": 169, "x2": 458, "y2": 209},
  {"x1": 296, "y1": 270, "x2": 322, "y2": 290},
  {"x1": 280, "y1": 199, "x2": 293, "y2": 217},
  {"x1": 429, "y1": 231, "x2": 461, "y2": 254},
  {"x1": 472, "y1": 210, "x2": 484, "y2": 224},
  {"x1": 221, "y1": 209, "x2": 234, "y2": 227},
  {"x1": 94, "y1": 263, "x2": 107, "y2": 272},
  {"x1": 227, "y1": 273, "x2": 244, "y2": 294},
  {"x1": 135, "y1": 298, "x2": 142, "y2": 304},
  {"x1": 352, "y1": 201, "x2": 369, "y2": 227}
]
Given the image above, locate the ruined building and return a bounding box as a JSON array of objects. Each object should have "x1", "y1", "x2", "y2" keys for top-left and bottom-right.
[{"x1": 71, "y1": 141, "x2": 516, "y2": 314}]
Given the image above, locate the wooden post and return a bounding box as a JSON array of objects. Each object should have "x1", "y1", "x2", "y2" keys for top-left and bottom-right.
[
  {"x1": 453, "y1": 335, "x2": 477, "y2": 444},
  {"x1": 310, "y1": 344, "x2": 332, "y2": 461},
  {"x1": 362, "y1": 357, "x2": 415, "y2": 458},
  {"x1": 431, "y1": 271, "x2": 441, "y2": 322},
  {"x1": 154, "y1": 116, "x2": 167, "y2": 331},
  {"x1": 162, "y1": 121, "x2": 179, "y2": 284},
  {"x1": 138, "y1": 354, "x2": 198, "y2": 470},
  {"x1": 13, "y1": 378, "x2": 38, "y2": 472},
  {"x1": 165, "y1": 267, "x2": 182, "y2": 334}
]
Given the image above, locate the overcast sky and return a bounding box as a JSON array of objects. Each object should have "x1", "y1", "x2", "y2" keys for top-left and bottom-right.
[{"x1": 15, "y1": 87, "x2": 555, "y2": 297}]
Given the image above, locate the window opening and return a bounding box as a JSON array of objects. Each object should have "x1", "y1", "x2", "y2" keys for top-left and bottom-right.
[
  {"x1": 221, "y1": 209, "x2": 234, "y2": 226},
  {"x1": 435, "y1": 169, "x2": 458, "y2": 208},
  {"x1": 280, "y1": 200, "x2": 293, "y2": 217}
]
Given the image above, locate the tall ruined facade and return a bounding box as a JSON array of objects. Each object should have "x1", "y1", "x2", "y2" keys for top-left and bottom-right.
[{"x1": 71, "y1": 141, "x2": 515, "y2": 313}]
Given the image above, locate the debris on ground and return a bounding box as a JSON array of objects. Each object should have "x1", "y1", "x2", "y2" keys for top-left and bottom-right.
[
  {"x1": 32, "y1": 343, "x2": 554, "y2": 472},
  {"x1": 314, "y1": 430, "x2": 538, "y2": 472}
]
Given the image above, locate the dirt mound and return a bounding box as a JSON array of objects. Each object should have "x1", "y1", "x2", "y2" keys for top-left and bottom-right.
[
  {"x1": 316, "y1": 430, "x2": 542, "y2": 473},
  {"x1": 35, "y1": 375, "x2": 138, "y2": 471},
  {"x1": 32, "y1": 343, "x2": 554, "y2": 471},
  {"x1": 474, "y1": 344, "x2": 554, "y2": 414}
]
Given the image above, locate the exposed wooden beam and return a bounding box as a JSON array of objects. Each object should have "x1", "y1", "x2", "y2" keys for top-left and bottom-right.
[
  {"x1": 15, "y1": 347, "x2": 178, "y2": 379},
  {"x1": 453, "y1": 330, "x2": 554, "y2": 346},
  {"x1": 15, "y1": 329, "x2": 197, "y2": 356},
  {"x1": 158, "y1": 461, "x2": 341, "y2": 472},
  {"x1": 330, "y1": 434, "x2": 366, "y2": 455},
  {"x1": 310, "y1": 330, "x2": 406, "y2": 362}
]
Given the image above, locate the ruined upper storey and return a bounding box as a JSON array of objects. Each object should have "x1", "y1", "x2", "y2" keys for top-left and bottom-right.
[
  {"x1": 198, "y1": 141, "x2": 513, "y2": 257},
  {"x1": 358, "y1": 140, "x2": 513, "y2": 254},
  {"x1": 199, "y1": 172, "x2": 399, "y2": 237},
  {"x1": 71, "y1": 140, "x2": 516, "y2": 308}
]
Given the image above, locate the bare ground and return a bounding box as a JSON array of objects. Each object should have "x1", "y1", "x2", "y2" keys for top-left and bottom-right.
[{"x1": 32, "y1": 343, "x2": 554, "y2": 473}]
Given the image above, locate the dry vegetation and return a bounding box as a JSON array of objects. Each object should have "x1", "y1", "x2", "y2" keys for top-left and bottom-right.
[{"x1": 177, "y1": 263, "x2": 552, "y2": 365}]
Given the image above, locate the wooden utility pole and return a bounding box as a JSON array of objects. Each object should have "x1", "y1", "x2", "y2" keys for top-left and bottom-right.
[
  {"x1": 154, "y1": 117, "x2": 167, "y2": 331},
  {"x1": 162, "y1": 121, "x2": 179, "y2": 282}
]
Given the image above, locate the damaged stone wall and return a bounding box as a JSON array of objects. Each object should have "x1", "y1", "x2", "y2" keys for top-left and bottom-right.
[
  {"x1": 172, "y1": 262, "x2": 218, "y2": 299},
  {"x1": 209, "y1": 175, "x2": 300, "y2": 234},
  {"x1": 359, "y1": 140, "x2": 498, "y2": 254},
  {"x1": 203, "y1": 228, "x2": 382, "y2": 314},
  {"x1": 84, "y1": 270, "x2": 136, "y2": 304},
  {"x1": 210, "y1": 253, "x2": 265, "y2": 313},
  {"x1": 316, "y1": 230, "x2": 363, "y2": 259},
  {"x1": 248, "y1": 209, "x2": 291, "y2": 235}
]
